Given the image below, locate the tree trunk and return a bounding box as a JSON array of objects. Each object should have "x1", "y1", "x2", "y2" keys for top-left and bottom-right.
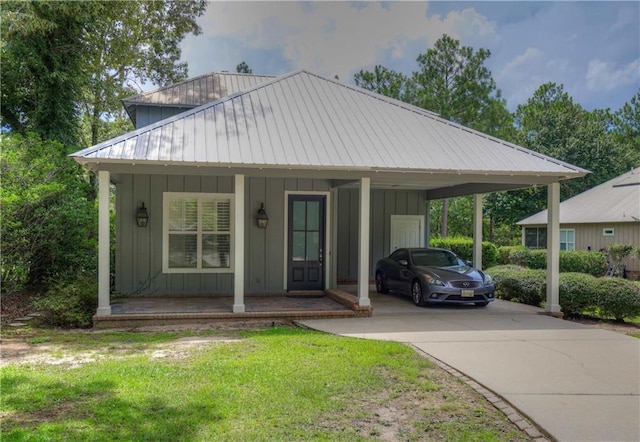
[{"x1": 441, "y1": 198, "x2": 448, "y2": 237}]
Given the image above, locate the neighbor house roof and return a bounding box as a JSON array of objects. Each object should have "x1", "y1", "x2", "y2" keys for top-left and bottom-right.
[
  {"x1": 518, "y1": 167, "x2": 640, "y2": 225},
  {"x1": 122, "y1": 72, "x2": 275, "y2": 125},
  {"x1": 73, "y1": 70, "x2": 586, "y2": 185}
]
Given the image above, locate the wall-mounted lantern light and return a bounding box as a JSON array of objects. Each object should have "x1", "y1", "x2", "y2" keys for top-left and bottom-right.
[
  {"x1": 136, "y1": 203, "x2": 149, "y2": 227},
  {"x1": 256, "y1": 203, "x2": 269, "y2": 229}
]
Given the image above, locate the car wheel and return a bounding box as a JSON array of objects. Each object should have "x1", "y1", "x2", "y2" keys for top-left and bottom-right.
[
  {"x1": 475, "y1": 301, "x2": 489, "y2": 307},
  {"x1": 375, "y1": 272, "x2": 389, "y2": 294},
  {"x1": 411, "y1": 280, "x2": 425, "y2": 306}
]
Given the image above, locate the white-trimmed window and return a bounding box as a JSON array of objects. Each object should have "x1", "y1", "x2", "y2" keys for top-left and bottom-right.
[
  {"x1": 163, "y1": 192, "x2": 234, "y2": 273},
  {"x1": 603, "y1": 228, "x2": 614, "y2": 236},
  {"x1": 560, "y1": 229, "x2": 575, "y2": 251}
]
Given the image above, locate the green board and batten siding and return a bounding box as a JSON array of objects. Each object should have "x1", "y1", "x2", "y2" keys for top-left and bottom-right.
[
  {"x1": 336, "y1": 188, "x2": 427, "y2": 281},
  {"x1": 116, "y1": 174, "x2": 427, "y2": 295},
  {"x1": 115, "y1": 175, "x2": 331, "y2": 295}
]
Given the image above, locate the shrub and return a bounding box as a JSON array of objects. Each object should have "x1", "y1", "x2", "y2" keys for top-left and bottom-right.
[
  {"x1": 503, "y1": 248, "x2": 607, "y2": 277},
  {"x1": 558, "y1": 273, "x2": 599, "y2": 317},
  {"x1": 594, "y1": 278, "x2": 640, "y2": 322},
  {"x1": 526, "y1": 250, "x2": 548, "y2": 269},
  {"x1": 497, "y1": 246, "x2": 526, "y2": 265},
  {"x1": 486, "y1": 265, "x2": 545, "y2": 306},
  {"x1": 430, "y1": 236, "x2": 498, "y2": 269},
  {"x1": 35, "y1": 276, "x2": 98, "y2": 328},
  {"x1": 560, "y1": 251, "x2": 607, "y2": 277},
  {"x1": 1, "y1": 133, "x2": 97, "y2": 293},
  {"x1": 507, "y1": 248, "x2": 529, "y2": 267}
]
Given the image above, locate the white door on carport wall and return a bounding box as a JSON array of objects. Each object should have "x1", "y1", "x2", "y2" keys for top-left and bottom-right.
[{"x1": 390, "y1": 215, "x2": 425, "y2": 252}]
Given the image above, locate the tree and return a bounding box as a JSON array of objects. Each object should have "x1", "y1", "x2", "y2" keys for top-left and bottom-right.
[
  {"x1": 1, "y1": 0, "x2": 207, "y2": 148},
  {"x1": 1, "y1": 1, "x2": 92, "y2": 146},
  {"x1": 1, "y1": 133, "x2": 97, "y2": 291},
  {"x1": 80, "y1": 0, "x2": 207, "y2": 147},
  {"x1": 612, "y1": 91, "x2": 640, "y2": 167},
  {"x1": 413, "y1": 35, "x2": 508, "y2": 135},
  {"x1": 413, "y1": 35, "x2": 509, "y2": 236},
  {"x1": 513, "y1": 83, "x2": 626, "y2": 199},
  {"x1": 354, "y1": 65, "x2": 415, "y2": 102},
  {"x1": 236, "y1": 61, "x2": 253, "y2": 74}
]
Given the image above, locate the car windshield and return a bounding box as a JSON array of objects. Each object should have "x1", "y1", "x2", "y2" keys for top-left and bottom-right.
[{"x1": 411, "y1": 250, "x2": 463, "y2": 267}]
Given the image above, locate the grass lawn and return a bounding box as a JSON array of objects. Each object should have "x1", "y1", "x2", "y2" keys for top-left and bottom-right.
[{"x1": 1, "y1": 327, "x2": 531, "y2": 441}]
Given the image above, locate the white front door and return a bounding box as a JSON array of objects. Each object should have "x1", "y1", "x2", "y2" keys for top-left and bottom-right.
[{"x1": 390, "y1": 215, "x2": 425, "y2": 251}]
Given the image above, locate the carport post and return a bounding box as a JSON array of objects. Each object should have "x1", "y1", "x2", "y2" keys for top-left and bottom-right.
[
  {"x1": 358, "y1": 177, "x2": 371, "y2": 307},
  {"x1": 546, "y1": 182, "x2": 561, "y2": 314},
  {"x1": 97, "y1": 170, "x2": 111, "y2": 316},
  {"x1": 472, "y1": 194, "x2": 483, "y2": 269},
  {"x1": 233, "y1": 174, "x2": 245, "y2": 313}
]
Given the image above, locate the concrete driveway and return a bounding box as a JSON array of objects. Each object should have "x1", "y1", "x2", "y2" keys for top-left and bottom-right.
[{"x1": 300, "y1": 291, "x2": 640, "y2": 442}]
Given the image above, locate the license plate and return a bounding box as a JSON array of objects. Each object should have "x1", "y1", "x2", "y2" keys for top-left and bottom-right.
[{"x1": 461, "y1": 289, "x2": 474, "y2": 297}]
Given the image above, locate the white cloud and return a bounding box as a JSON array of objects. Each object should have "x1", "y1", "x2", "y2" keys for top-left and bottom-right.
[
  {"x1": 586, "y1": 59, "x2": 640, "y2": 92},
  {"x1": 192, "y1": 2, "x2": 497, "y2": 80}
]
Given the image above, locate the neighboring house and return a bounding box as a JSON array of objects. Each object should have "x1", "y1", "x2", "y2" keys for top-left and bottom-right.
[
  {"x1": 518, "y1": 167, "x2": 640, "y2": 279},
  {"x1": 71, "y1": 70, "x2": 586, "y2": 316}
]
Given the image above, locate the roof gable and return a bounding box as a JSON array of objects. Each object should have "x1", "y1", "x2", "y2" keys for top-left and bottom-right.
[
  {"x1": 122, "y1": 72, "x2": 275, "y2": 125},
  {"x1": 518, "y1": 167, "x2": 640, "y2": 225},
  {"x1": 74, "y1": 70, "x2": 586, "y2": 180}
]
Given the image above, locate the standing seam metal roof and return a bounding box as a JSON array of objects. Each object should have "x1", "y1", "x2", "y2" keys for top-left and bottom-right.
[{"x1": 74, "y1": 70, "x2": 587, "y2": 177}]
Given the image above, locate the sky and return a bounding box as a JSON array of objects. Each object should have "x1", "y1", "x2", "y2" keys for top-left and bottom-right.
[{"x1": 179, "y1": 1, "x2": 640, "y2": 112}]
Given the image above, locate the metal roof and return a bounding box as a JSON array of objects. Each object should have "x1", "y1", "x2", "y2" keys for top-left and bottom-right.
[
  {"x1": 518, "y1": 167, "x2": 640, "y2": 225},
  {"x1": 74, "y1": 70, "x2": 586, "y2": 183},
  {"x1": 122, "y1": 72, "x2": 275, "y2": 125}
]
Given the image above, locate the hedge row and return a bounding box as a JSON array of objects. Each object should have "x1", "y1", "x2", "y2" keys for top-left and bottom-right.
[
  {"x1": 496, "y1": 247, "x2": 608, "y2": 277},
  {"x1": 430, "y1": 236, "x2": 498, "y2": 269},
  {"x1": 486, "y1": 265, "x2": 640, "y2": 321}
]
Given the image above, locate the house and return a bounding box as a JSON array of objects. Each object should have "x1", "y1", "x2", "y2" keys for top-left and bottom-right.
[
  {"x1": 70, "y1": 70, "x2": 586, "y2": 321},
  {"x1": 518, "y1": 167, "x2": 640, "y2": 279}
]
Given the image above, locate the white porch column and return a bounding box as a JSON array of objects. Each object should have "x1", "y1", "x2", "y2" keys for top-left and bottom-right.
[
  {"x1": 546, "y1": 182, "x2": 561, "y2": 313},
  {"x1": 97, "y1": 170, "x2": 111, "y2": 316},
  {"x1": 472, "y1": 194, "x2": 483, "y2": 269},
  {"x1": 424, "y1": 199, "x2": 431, "y2": 247},
  {"x1": 357, "y1": 177, "x2": 371, "y2": 307},
  {"x1": 233, "y1": 174, "x2": 245, "y2": 313}
]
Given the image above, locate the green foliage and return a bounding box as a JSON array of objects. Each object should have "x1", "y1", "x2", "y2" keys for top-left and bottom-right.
[
  {"x1": 595, "y1": 279, "x2": 640, "y2": 322},
  {"x1": 429, "y1": 236, "x2": 498, "y2": 269},
  {"x1": 1, "y1": 0, "x2": 90, "y2": 144},
  {"x1": 497, "y1": 246, "x2": 527, "y2": 265},
  {"x1": 0, "y1": 133, "x2": 96, "y2": 292},
  {"x1": 236, "y1": 61, "x2": 252, "y2": 74},
  {"x1": 561, "y1": 251, "x2": 608, "y2": 276},
  {"x1": 486, "y1": 266, "x2": 640, "y2": 321},
  {"x1": 558, "y1": 273, "x2": 599, "y2": 317},
  {"x1": 413, "y1": 34, "x2": 508, "y2": 135},
  {"x1": 354, "y1": 64, "x2": 415, "y2": 102},
  {"x1": 501, "y1": 248, "x2": 607, "y2": 277},
  {"x1": 35, "y1": 277, "x2": 98, "y2": 328},
  {"x1": 526, "y1": 250, "x2": 548, "y2": 270},
  {"x1": 1, "y1": 0, "x2": 207, "y2": 147},
  {"x1": 606, "y1": 243, "x2": 635, "y2": 277},
  {"x1": 485, "y1": 266, "x2": 545, "y2": 305}
]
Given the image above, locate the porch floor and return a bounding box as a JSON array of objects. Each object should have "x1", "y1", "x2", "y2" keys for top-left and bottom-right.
[{"x1": 94, "y1": 289, "x2": 371, "y2": 329}]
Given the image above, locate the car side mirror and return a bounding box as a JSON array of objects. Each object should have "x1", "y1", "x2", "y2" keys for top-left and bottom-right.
[{"x1": 398, "y1": 259, "x2": 408, "y2": 266}]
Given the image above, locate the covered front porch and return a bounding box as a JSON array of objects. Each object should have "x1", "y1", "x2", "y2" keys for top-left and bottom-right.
[{"x1": 93, "y1": 288, "x2": 372, "y2": 329}]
